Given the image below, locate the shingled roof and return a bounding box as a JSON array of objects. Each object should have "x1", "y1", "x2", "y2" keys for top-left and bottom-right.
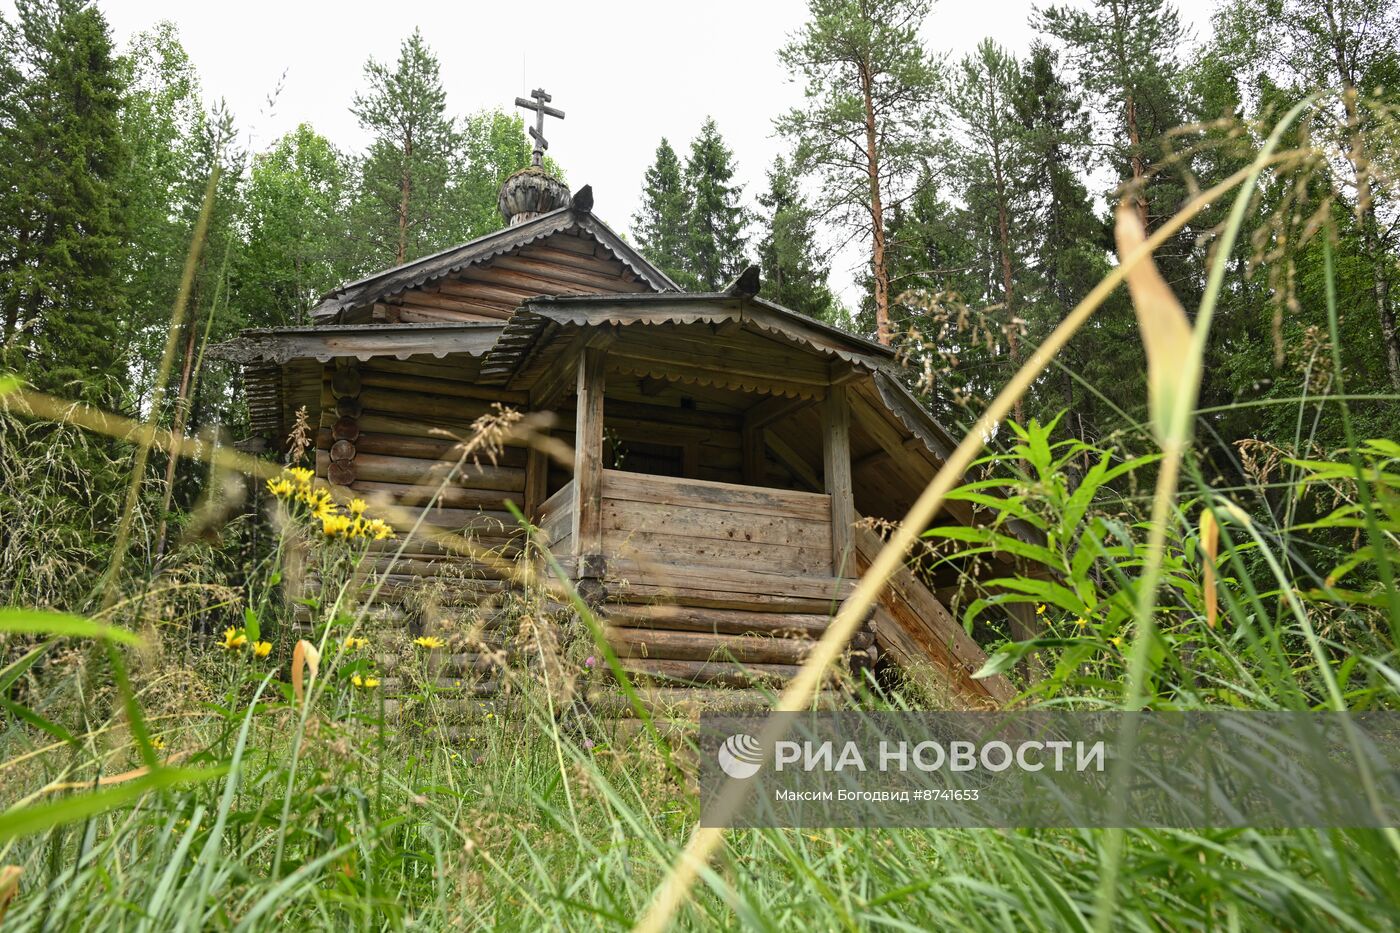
[{"x1": 309, "y1": 198, "x2": 681, "y2": 323}]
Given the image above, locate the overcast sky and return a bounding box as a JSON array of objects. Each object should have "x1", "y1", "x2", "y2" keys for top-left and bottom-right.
[{"x1": 41, "y1": 0, "x2": 1217, "y2": 304}]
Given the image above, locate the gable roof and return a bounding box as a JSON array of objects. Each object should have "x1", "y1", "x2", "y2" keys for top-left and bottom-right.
[{"x1": 310, "y1": 206, "x2": 681, "y2": 323}]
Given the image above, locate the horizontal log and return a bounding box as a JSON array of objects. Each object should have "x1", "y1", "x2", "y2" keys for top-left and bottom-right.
[
  {"x1": 398, "y1": 305, "x2": 512, "y2": 324},
  {"x1": 337, "y1": 451, "x2": 524, "y2": 492},
  {"x1": 517, "y1": 241, "x2": 627, "y2": 274},
  {"x1": 358, "y1": 387, "x2": 505, "y2": 422},
  {"x1": 348, "y1": 478, "x2": 522, "y2": 513},
  {"x1": 600, "y1": 558, "x2": 855, "y2": 602},
  {"x1": 584, "y1": 687, "x2": 845, "y2": 718},
  {"x1": 603, "y1": 604, "x2": 844, "y2": 639},
  {"x1": 606, "y1": 627, "x2": 816, "y2": 666},
  {"x1": 355, "y1": 413, "x2": 530, "y2": 446},
  {"x1": 601, "y1": 470, "x2": 831, "y2": 522},
  {"x1": 490, "y1": 254, "x2": 630, "y2": 291},
  {"x1": 604, "y1": 529, "x2": 828, "y2": 576},
  {"x1": 601, "y1": 497, "x2": 831, "y2": 552},
  {"x1": 613, "y1": 657, "x2": 813, "y2": 688},
  {"x1": 358, "y1": 369, "x2": 528, "y2": 406},
  {"x1": 318, "y1": 429, "x2": 528, "y2": 467}
]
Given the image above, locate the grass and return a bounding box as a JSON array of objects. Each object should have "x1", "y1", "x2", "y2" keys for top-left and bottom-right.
[{"x1": 0, "y1": 101, "x2": 1398, "y2": 930}]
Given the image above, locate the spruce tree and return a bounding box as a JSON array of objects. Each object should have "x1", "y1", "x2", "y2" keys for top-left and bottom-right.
[
  {"x1": 1014, "y1": 42, "x2": 1119, "y2": 430},
  {"x1": 350, "y1": 29, "x2": 459, "y2": 268},
  {"x1": 756, "y1": 156, "x2": 835, "y2": 322},
  {"x1": 0, "y1": 0, "x2": 128, "y2": 408},
  {"x1": 632, "y1": 137, "x2": 694, "y2": 289},
  {"x1": 684, "y1": 117, "x2": 748, "y2": 290}
]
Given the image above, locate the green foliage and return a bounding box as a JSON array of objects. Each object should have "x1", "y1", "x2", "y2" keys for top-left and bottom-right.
[
  {"x1": 237, "y1": 124, "x2": 352, "y2": 326},
  {"x1": 454, "y1": 109, "x2": 555, "y2": 241},
  {"x1": 756, "y1": 156, "x2": 837, "y2": 322},
  {"x1": 684, "y1": 117, "x2": 749, "y2": 290},
  {"x1": 632, "y1": 137, "x2": 694, "y2": 289},
  {"x1": 350, "y1": 28, "x2": 459, "y2": 268},
  {"x1": 0, "y1": 0, "x2": 128, "y2": 409},
  {"x1": 778, "y1": 0, "x2": 941, "y2": 339}
]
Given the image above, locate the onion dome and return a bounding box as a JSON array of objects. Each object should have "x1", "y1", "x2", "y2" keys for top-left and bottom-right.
[{"x1": 498, "y1": 166, "x2": 572, "y2": 226}]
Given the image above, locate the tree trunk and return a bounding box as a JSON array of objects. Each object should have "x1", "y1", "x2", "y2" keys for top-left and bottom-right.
[
  {"x1": 1111, "y1": 1, "x2": 1149, "y2": 227},
  {"x1": 397, "y1": 133, "x2": 413, "y2": 265},
  {"x1": 860, "y1": 62, "x2": 891, "y2": 347},
  {"x1": 992, "y1": 135, "x2": 1022, "y2": 423}
]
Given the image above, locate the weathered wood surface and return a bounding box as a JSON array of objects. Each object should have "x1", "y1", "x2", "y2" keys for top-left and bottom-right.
[
  {"x1": 572, "y1": 348, "x2": 606, "y2": 560},
  {"x1": 602, "y1": 558, "x2": 854, "y2": 604},
  {"x1": 585, "y1": 687, "x2": 845, "y2": 717},
  {"x1": 852, "y1": 523, "x2": 1014, "y2": 706},
  {"x1": 602, "y1": 470, "x2": 829, "y2": 520},
  {"x1": 823, "y1": 384, "x2": 855, "y2": 575},
  {"x1": 614, "y1": 657, "x2": 813, "y2": 688},
  {"x1": 604, "y1": 604, "x2": 832, "y2": 638}
]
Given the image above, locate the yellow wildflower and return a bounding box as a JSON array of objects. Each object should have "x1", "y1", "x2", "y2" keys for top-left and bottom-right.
[
  {"x1": 1109, "y1": 636, "x2": 1124, "y2": 649},
  {"x1": 367, "y1": 518, "x2": 394, "y2": 540},
  {"x1": 321, "y1": 513, "x2": 353, "y2": 538},
  {"x1": 348, "y1": 498, "x2": 367, "y2": 516},
  {"x1": 265, "y1": 477, "x2": 294, "y2": 498},
  {"x1": 343, "y1": 636, "x2": 369, "y2": 650},
  {"x1": 151, "y1": 737, "x2": 166, "y2": 751},
  {"x1": 220, "y1": 627, "x2": 247, "y2": 651},
  {"x1": 414, "y1": 636, "x2": 445, "y2": 650},
  {"x1": 252, "y1": 641, "x2": 272, "y2": 658},
  {"x1": 288, "y1": 467, "x2": 314, "y2": 486},
  {"x1": 351, "y1": 675, "x2": 380, "y2": 689},
  {"x1": 1074, "y1": 618, "x2": 1089, "y2": 628},
  {"x1": 1035, "y1": 604, "x2": 1047, "y2": 616}
]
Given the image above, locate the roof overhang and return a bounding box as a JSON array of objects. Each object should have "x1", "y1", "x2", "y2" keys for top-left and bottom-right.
[
  {"x1": 213, "y1": 322, "x2": 506, "y2": 364},
  {"x1": 476, "y1": 292, "x2": 896, "y2": 389}
]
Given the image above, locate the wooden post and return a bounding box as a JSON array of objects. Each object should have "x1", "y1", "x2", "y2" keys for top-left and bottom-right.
[
  {"x1": 823, "y1": 384, "x2": 855, "y2": 577},
  {"x1": 524, "y1": 441, "x2": 549, "y2": 523},
  {"x1": 572, "y1": 348, "x2": 606, "y2": 571},
  {"x1": 741, "y1": 424, "x2": 763, "y2": 485}
]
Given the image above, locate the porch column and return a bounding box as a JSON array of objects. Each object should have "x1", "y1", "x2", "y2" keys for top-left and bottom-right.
[
  {"x1": 823, "y1": 384, "x2": 855, "y2": 576},
  {"x1": 571, "y1": 347, "x2": 606, "y2": 572}
]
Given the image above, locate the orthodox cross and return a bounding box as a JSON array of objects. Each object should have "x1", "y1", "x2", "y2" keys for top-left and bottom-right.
[{"x1": 514, "y1": 88, "x2": 564, "y2": 167}]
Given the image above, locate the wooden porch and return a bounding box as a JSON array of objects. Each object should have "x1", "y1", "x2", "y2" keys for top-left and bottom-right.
[{"x1": 538, "y1": 468, "x2": 868, "y2": 687}]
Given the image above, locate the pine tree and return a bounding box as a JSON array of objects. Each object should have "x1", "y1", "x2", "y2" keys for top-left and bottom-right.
[
  {"x1": 942, "y1": 40, "x2": 1037, "y2": 419},
  {"x1": 777, "y1": 0, "x2": 941, "y2": 345},
  {"x1": 632, "y1": 137, "x2": 694, "y2": 289},
  {"x1": 756, "y1": 156, "x2": 835, "y2": 322},
  {"x1": 0, "y1": 0, "x2": 128, "y2": 408},
  {"x1": 350, "y1": 29, "x2": 459, "y2": 268},
  {"x1": 685, "y1": 117, "x2": 748, "y2": 290},
  {"x1": 1036, "y1": 0, "x2": 1190, "y2": 229},
  {"x1": 948, "y1": 42, "x2": 1031, "y2": 324}
]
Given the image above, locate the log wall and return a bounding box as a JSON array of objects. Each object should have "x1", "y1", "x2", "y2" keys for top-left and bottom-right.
[{"x1": 313, "y1": 356, "x2": 530, "y2": 582}]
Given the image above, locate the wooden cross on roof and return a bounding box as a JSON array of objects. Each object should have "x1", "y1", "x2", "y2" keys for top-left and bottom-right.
[{"x1": 514, "y1": 88, "x2": 564, "y2": 167}]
